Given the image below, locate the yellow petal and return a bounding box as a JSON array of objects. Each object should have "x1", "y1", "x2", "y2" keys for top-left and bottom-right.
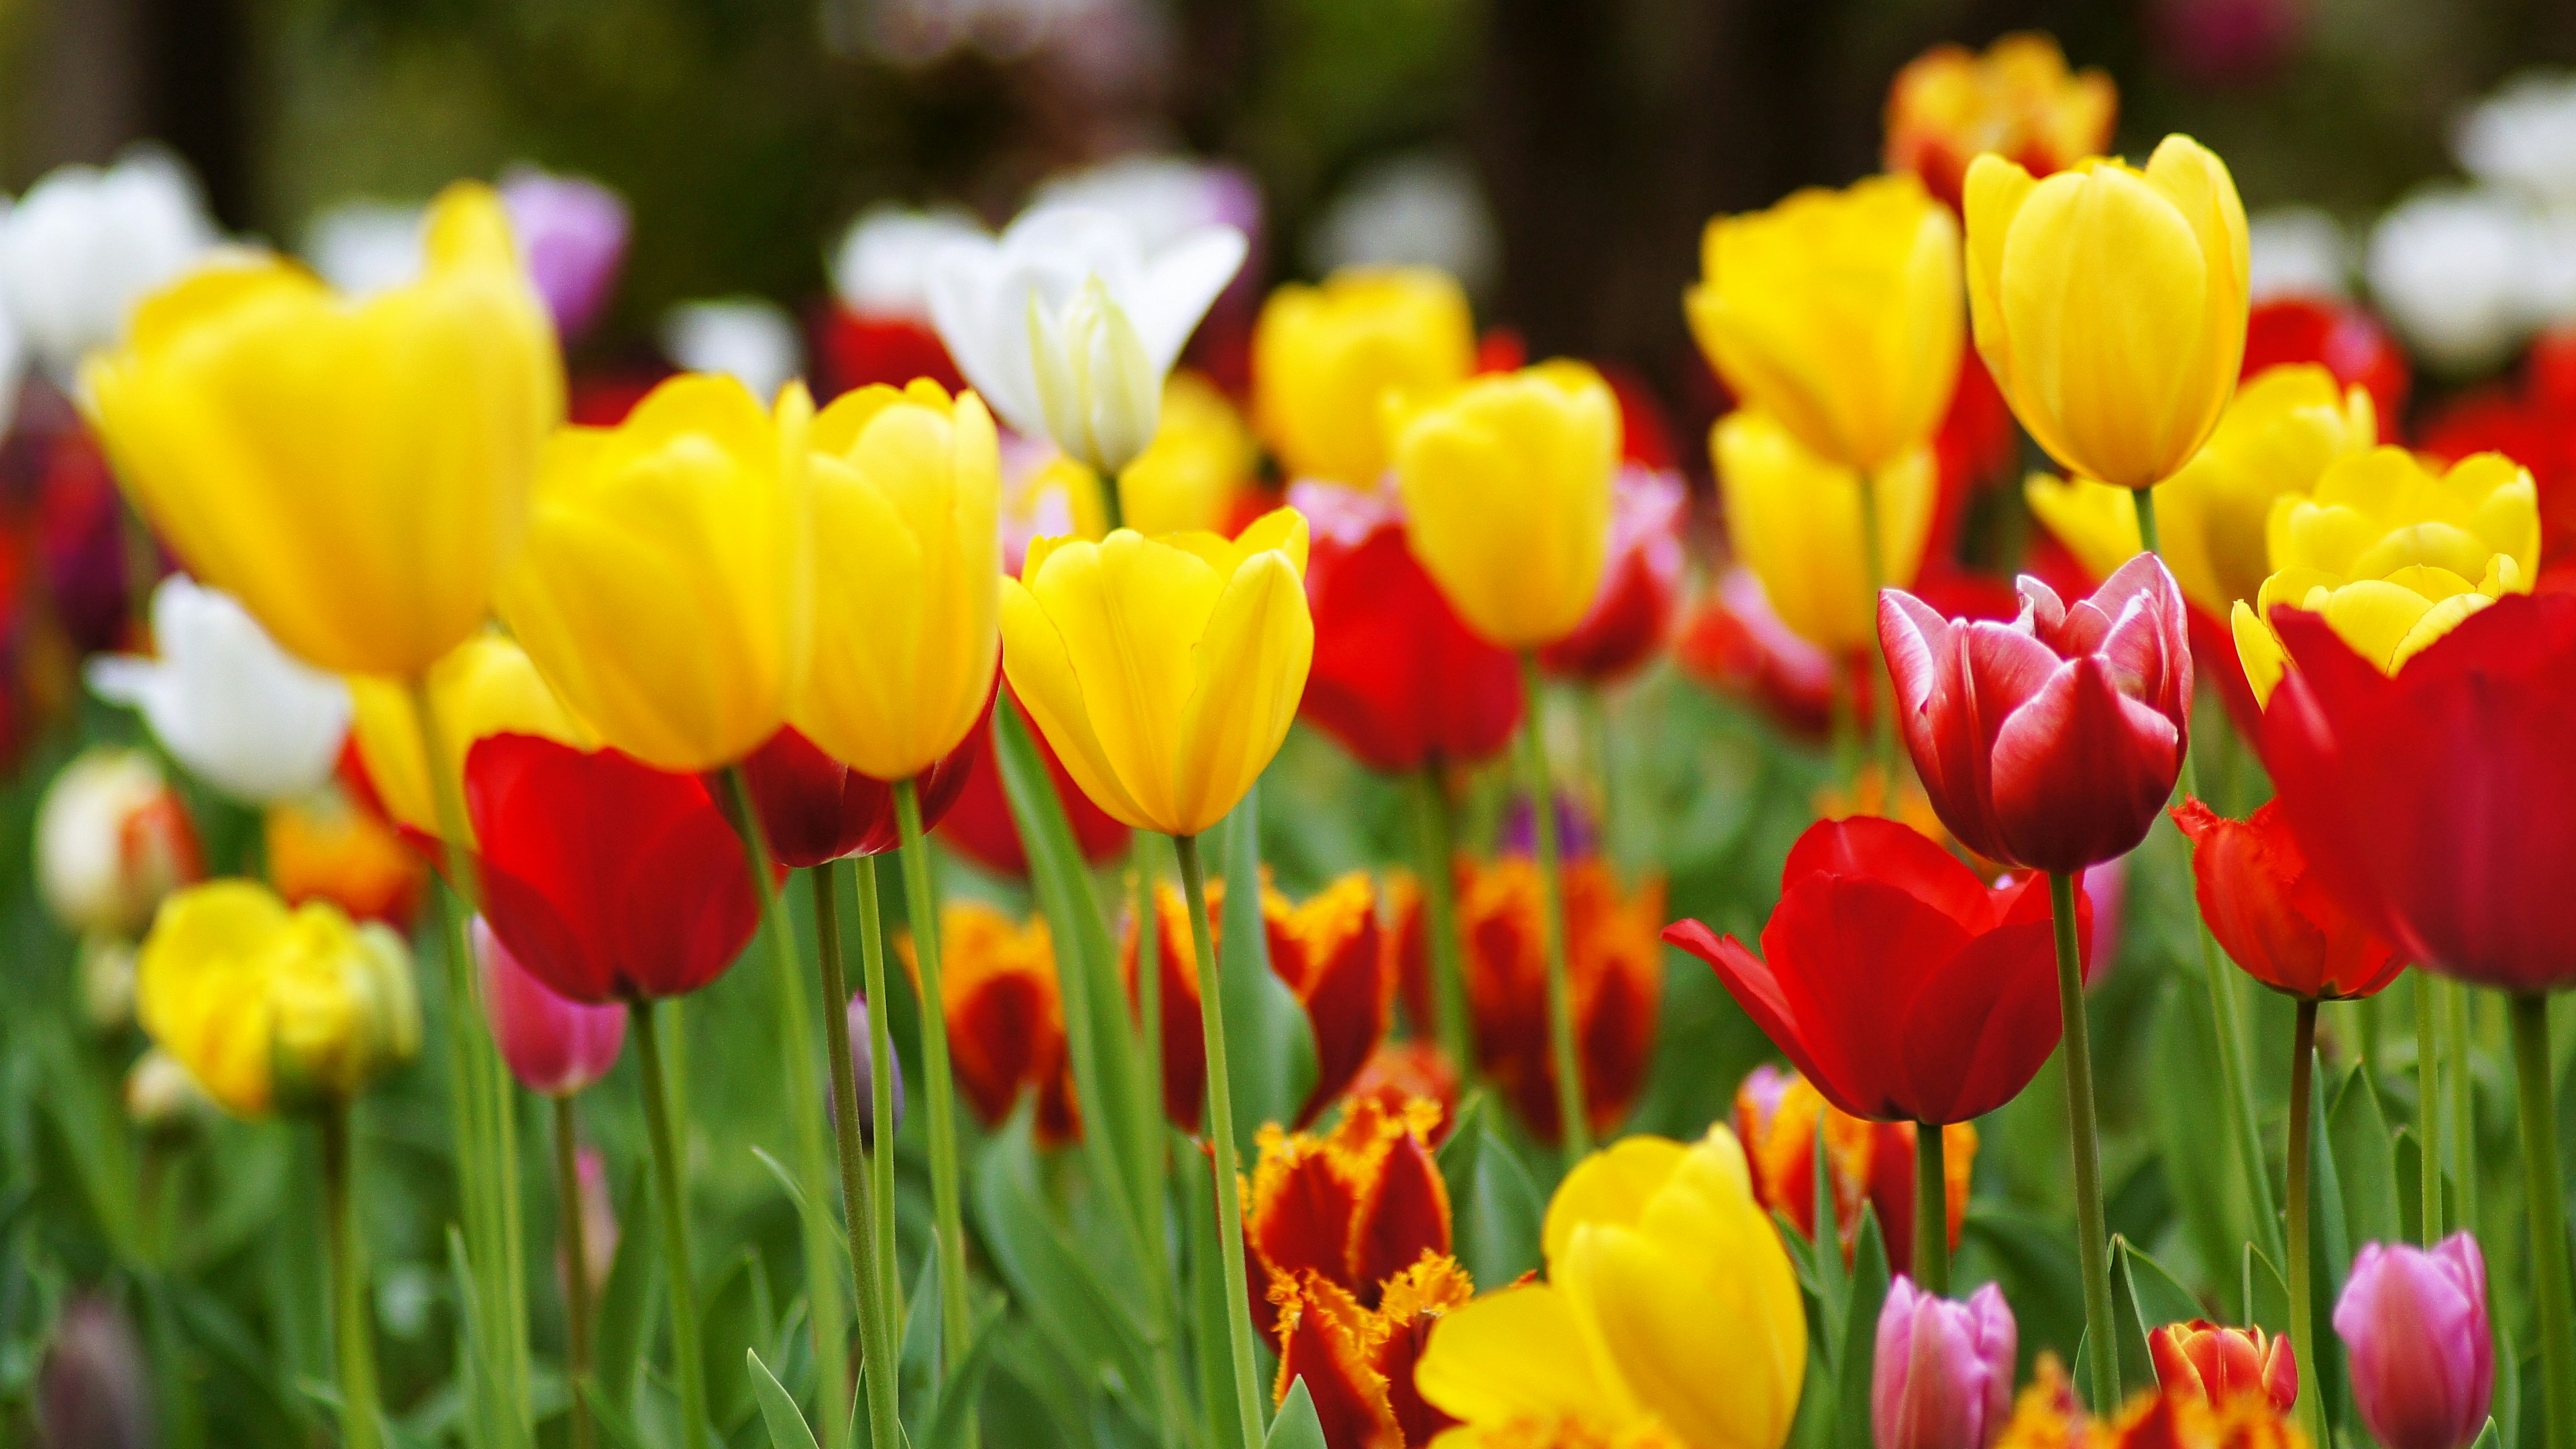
[
  {"x1": 1414, "y1": 1284, "x2": 1632, "y2": 1432},
  {"x1": 1169, "y1": 547, "x2": 1313, "y2": 836},
  {"x1": 1543, "y1": 1135, "x2": 1690, "y2": 1270},
  {"x1": 999, "y1": 574, "x2": 1155, "y2": 830},
  {"x1": 2231, "y1": 599, "x2": 2288, "y2": 708}
]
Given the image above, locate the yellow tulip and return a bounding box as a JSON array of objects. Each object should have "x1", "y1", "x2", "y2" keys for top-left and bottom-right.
[
  {"x1": 1966, "y1": 135, "x2": 2249, "y2": 490},
  {"x1": 791, "y1": 378, "x2": 1002, "y2": 781},
  {"x1": 137, "y1": 879, "x2": 421, "y2": 1116},
  {"x1": 83, "y1": 183, "x2": 563, "y2": 678},
  {"x1": 497, "y1": 373, "x2": 812, "y2": 773},
  {"x1": 1390, "y1": 361, "x2": 1620, "y2": 649},
  {"x1": 1416, "y1": 1127, "x2": 1805, "y2": 1449},
  {"x1": 1685, "y1": 173, "x2": 1963, "y2": 472},
  {"x1": 1253, "y1": 266, "x2": 1476, "y2": 486},
  {"x1": 2026, "y1": 363, "x2": 2377, "y2": 616},
  {"x1": 347, "y1": 633, "x2": 591, "y2": 842},
  {"x1": 2233, "y1": 447, "x2": 2538, "y2": 704},
  {"x1": 1715, "y1": 410, "x2": 1935, "y2": 652},
  {"x1": 1118, "y1": 372, "x2": 1259, "y2": 535},
  {"x1": 1000, "y1": 507, "x2": 1312, "y2": 837}
]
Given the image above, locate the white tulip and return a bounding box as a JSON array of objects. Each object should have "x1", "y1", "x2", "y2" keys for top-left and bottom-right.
[
  {"x1": 660, "y1": 297, "x2": 804, "y2": 404},
  {"x1": 2247, "y1": 206, "x2": 2351, "y2": 302},
  {"x1": 1032, "y1": 155, "x2": 1258, "y2": 254},
  {"x1": 830, "y1": 204, "x2": 985, "y2": 321},
  {"x1": 926, "y1": 205, "x2": 1244, "y2": 476},
  {"x1": 34, "y1": 746, "x2": 198, "y2": 938},
  {"x1": 0, "y1": 148, "x2": 216, "y2": 382},
  {"x1": 87, "y1": 576, "x2": 352, "y2": 805},
  {"x1": 2365, "y1": 186, "x2": 2550, "y2": 374},
  {"x1": 303, "y1": 198, "x2": 428, "y2": 297},
  {"x1": 2457, "y1": 70, "x2": 2576, "y2": 205}
]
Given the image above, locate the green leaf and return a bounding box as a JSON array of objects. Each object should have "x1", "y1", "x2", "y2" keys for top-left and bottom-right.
[
  {"x1": 754, "y1": 1144, "x2": 853, "y2": 1275},
  {"x1": 898, "y1": 1230, "x2": 945, "y2": 1446},
  {"x1": 2467, "y1": 1417, "x2": 2500, "y2": 1449},
  {"x1": 2304, "y1": 1058, "x2": 2353, "y2": 1436},
  {"x1": 581, "y1": 1381, "x2": 647, "y2": 1449},
  {"x1": 1215, "y1": 784, "x2": 1320, "y2": 1154},
  {"x1": 1809, "y1": 1129, "x2": 1848, "y2": 1334},
  {"x1": 1832, "y1": 1212, "x2": 1890, "y2": 1449},
  {"x1": 968, "y1": 1106, "x2": 1155, "y2": 1411},
  {"x1": 2118, "y1": 1238, "x2": 2204, "y2": 1336},
  {"x1": 918, "y1": 1320, "x2": 1005, "y2": 1449},
  {"x1": 749, "y1": 1348, "x2": 825, "y2": 1449},
  {"x1": 1961, "y1": 1206, "x2": 2084, "y2": 1384},
  {"x1": 2243, "y1": 1242, "x2": 2291, "y2": 1339},
  {"x1": 704, "y1": 1246, "x2": 780, "y2": 1434},
  {"x1": 1265, "y1": 1379, "x2": 1326, "y2": 1449},
  {"x1": 2145, "y1": 978, "x2": 2253, "y2": 1318},
  {"x1": 590, "y1": 1161, "x2": 660, "y2": 1413},
  {"x1": 1434, "y1": 1104, "x2": 1543, "y2": 1291},
  {"x1": 2329, "y1": 1065, "x2": 2402, "y2": 1254},
  {"x1": 1187, "y1": 1124, "x2": 1251, "y2": 1449}
]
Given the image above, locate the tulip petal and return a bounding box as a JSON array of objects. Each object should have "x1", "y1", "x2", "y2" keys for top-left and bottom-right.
[
  {"x1": 1171, "y1": 548, "x2": 1315, "y2": 836},
  {"x1": 999, "y1": 570, "x2": 1158, "y2": 831},
  {"x1": 1414, "y1": 1283, "x2": 1629, "y2": 1432},
  {"x1": 1989, "y1": 655, "x2": 2180, "y2": 872}
]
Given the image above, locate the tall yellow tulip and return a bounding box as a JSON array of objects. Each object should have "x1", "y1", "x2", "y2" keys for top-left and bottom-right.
[
  {"x1": 1253, "y1": 266, "x2": 1476, "y2": 486},
  {"x1": 1417, "y1": 1127, "x2": 1805, "y2": 1449},
  {"x1": 1390, "y1": 361, "x2": 1620, "y2": 649},
  {"x1": 2233, "y1": 447, "x2": 2537, "y2": 704},
  {"x1": 1966, "y1": 135, "x2": 2249, "y2": 490},
  {"x1": 346, "y1": 633, "x2": 591, "y2": 841},
  {"x1": 791, "y1": 379, "x2": 1001, "y2": 781},
  {"x1": 84, "y1": 183, "x2": 562, "y2": 678},
  {"x1": 498, "y1": 374, "x2": 812, "y2": 773},
  {"x1": 1715, "y1": 410, "x2": 1935, "y2": 652},
  {"x1": 1686, "y1": 173, "x2": 1963, "y2": 473},
  {"x1": 2027, "y1": 362, "x2": 2376, "y2": 616},
  {"x1": 999, "y1": 507, "x2": 1312, "y2": 838}
]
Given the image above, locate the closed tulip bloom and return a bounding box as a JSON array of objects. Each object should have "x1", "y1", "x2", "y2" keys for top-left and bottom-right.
[
  {"x1": 498, "y1": 372, "x2": 812, "y2": 773},
  {"x1": 478, "y1": 916, "x2": 625, "y2": 1097},
  {"x1": 2334, "y1": 1236, "x2": 2492, "y2": 1449},
  {"x1": 84, "y1": 182, "x2": 563, "y2": 677},
  {"x1": 1966, "y1": 136, "x2": 2249, "y2": 490},
  {"x1": 1874, "y1": 1279, "x2": 2017, "y2": 1449},
  {"x1": 902, "y1": 901, "x2": 1073, "y2": 1144},
  {"x1": 497, "y1": 165, "x2": 628, "y2": 343},
  {"x1": 1415, "y1": 1128, "x2": 1805, "y2": 1449},
  {"x1": 87, "y1": 576, "x2": 351, "y2": 805},
  {"x1": 1882, "y1": 555, "x2": 2191, "y2": 873},
  {"x1": 2243, "y1": 297, "x2": 2411, "y2": 441},
  {"x1": 35, "y1": 746, "x2": 203, "y2": 938},
  {"x1": 1687, "y1": 174, "x2": 1963, "y2": 473},
  {"x1": 1884, "y1": 33, "x2": 2116, "y2": 211},
  {"x1": 1273, "y1": 1254, "x2": 1472, "y2": 1449},
  {"x1": 841, "y1": 994, "x2": 904, "y2": 1148},
  {"x1": 2149, "y1": 1320, "x2": 2297, "y2": 1412},
  {"x1": 1719, "y1": 411, "x2": 1938, "y2": 653},
  {"x1": 732, "y1": 711, "x2": 981, "y2": 870},
  {"x1": 1391, "y1": 361, "x2": 1620, "y2": 649},
  {"x1": 2231, "y1": 447, "x2": 2536, "y2": 706},
  {"x1": 1541, "y1": 466, "x2": 1689, "y2": 683},
  {"x1": 2171, "y1": 799, "x2": 2402, "y2": 1001},
  {"x1": 346, "y1": 633, "x2": 591, "y2": 842},
  {"x1": 790, "y1": 378, "x2": 1000, "y2": 780},
  {"x1": 1000, "y1": 506, "x2": 1312, "y2": 837},
  {"x1": 1253, "y1": 267, "x2": 1477, "y2": 486},
  {"x1": 2025, "y1": 364, "x2": 2377, "y2": 618}
]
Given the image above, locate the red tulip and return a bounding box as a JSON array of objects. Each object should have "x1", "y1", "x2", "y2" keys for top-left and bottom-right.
[
  {"x1": 937, "y1": 692, "x2": 1130, "y2": 879},
  {"x1": 2243, "y1": 297, "x2": 2409, "y2": 441},
  {"x1": 2171, "y1": 798, "x2": 2404, "y2": 1002},
  {"x1": 1291, "y1": 481, "x2": 1522, "y2": 773},
  {"x1": 2150, "y1": 1319, "x2": 2298, "y2": 1412},
  {"x1": 2259, "y1": 593, "x2": 2576, "y2": 992},
  {"x1": 464, "y1": 733, "x2": 769, "y2": 1002},
  {"x1": 1675, "y1": 567, "x2": 1847, "y2": 741},
  {"x1": 1879, "y1": 553, "x2": 2192, "y2": 874},
  {"x1": 815, "y1": 307, "x2": 965, "y2": 398},
  {"x1": 1540, "y1": 465, "x2": 1687, "y2": 684},
  {"x1": 729, "y1": 684, "x2": 989, "y2": 868},
  {"x1": 2420, "y1": 329, "x2": 2576, "y2": 575},
  {"x1": 1665, "y1": 814, "x2": 2087, "y2": 1124}
]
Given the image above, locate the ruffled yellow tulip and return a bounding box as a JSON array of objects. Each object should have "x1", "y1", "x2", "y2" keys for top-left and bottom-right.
[
  {"x1": 346, "y1": 633, "x2": 591, "y2": 842},
  {"x1": 1686, "y1": 174, "x2": 1963, "y2": 473},
  {"x1": 1716, "y1": 410, "x2": 1935, "y2": 652},
  {"x1": 1966, "y1": 135, "x2": 2249, "y2": 490},
  {"x1": 2027, "y1": 363, "x2": 2378, "y2": 616},
  {"x1": 1118, "y1": 372, "x2": 1259, "y2": 535},
  {"x1": 1000, "y1": 508, "x2": 1312, "y2": 838},
  {"x1": 2233, "y1": 447, "x2": 2538, "y2": 704},
  {"x1": 1390, "y1": 361, "x2": 1619, "y2": 649},
  {"x1": 84, "y1": 183, "x2": 562, "y2": 678},
  {"x1": 498, "y1": 374, "x2": 812, "y2": 773},
  {"x1": 789, "y1": 379, "x2": 1002, "y2": 781},
  {"x1": 137, "y1": 879, "x2": 421, "y2": 1116},
  {"x1": 1417, "y1": 1127, "x2": 1805, "y2": 1449},
  {"x1": 1253, "y1": 266, "x2": 1476, "y2": 486}
]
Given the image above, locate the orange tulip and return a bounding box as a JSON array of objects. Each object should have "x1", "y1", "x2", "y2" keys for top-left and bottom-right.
[
  {"x1": 1270, "y1": 1254, "x2": 1471, "y2": 1449},
  {"x1": 900, "y1": 901, "x2": 1078, "y2": 1146},
  {"x1": 1245, "y1": 1095, "x2": 1454, "y2": 1335}
]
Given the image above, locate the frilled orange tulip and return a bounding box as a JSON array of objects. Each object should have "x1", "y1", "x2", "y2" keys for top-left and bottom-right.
[
  {"x1": 1733, "y1": 1065, "x2": 1974, "y2": 1281},
  {"x1": 1393, "y1": 857, "x2": 1662, "y2": 1145},
  {"x1": 1344, "y1": 1042, "x2": 1461, "y2": 1140},
  {"x1": 265, "y1": 783, "x2": 425, "y2": 930},
  {"x1": 899, "y1": 901, "x2": 1077, "y2": 1145},
  {"x1": 2150, "y1": 1320, "x2": 2299, "y2": 1412},
  {"x1": 1130, "y1": 871, "x2": 1391, "y2": 1129},
  {"x1": 1884, "y1": 34, "x2": 2116, "y2": 212},
  {"x1": 1246, "y1": 1096, "x2": 1453, "y2": 1337},
  {"x1": 1272, "y1": 1254, "x2": 1471, "y2": 1449},
  {"x1": 1994, "y1": 1358, "x2": 2308, "y2": 1449},
  {"x1": 2171, "y1": 800, "x2": 2403, "y2": 1002}
]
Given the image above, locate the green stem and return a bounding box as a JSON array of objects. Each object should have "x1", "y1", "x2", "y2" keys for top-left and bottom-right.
[
  {"x1": 1407, "y1": 768, "x2": 1477, "y2": 1078},
  {"x1": 323, "y1": 1103, "x2": 383, "y2": 1449},
  {"x1": 2447, "y1": 979, "x2": 2479, "y2": 1236},
  {"x1": 553, "y1": 1096, "x2": 596, "y2": 1449},
  {"x1": 117, "y1": 497, "x2": 158, "y2": 649},
  {"x1": 2050, "y1": 871, "x2": 2118, "y2": 1411},
  {"x1": 1913, "y1": 1122, "x2": 1949, "y2": 1297},
  {"x1": 851, "y1": 859, "x2": 904, "y2": 1334},
  {"x1": 2286, "y1": 1000, "x2": 2324, "y2": 1447},
  {"x1": 814, "y1": 865, "x2": 899, "y2": 1449},
  {"x1": 2418, "y1": 970, "x2": 2444, "y2": 1244},
  {"x1": 2132, "y1": 486, "x2": 2161, "y2": 554},
  {"x1": 1517, "y1": 653, "x2": 1590, "y2": 1166},
  {"x1": 894, "y1": 779, "x2": 974, "y2": 1378},
  {"x1": 2512, "y1": 994, "x2": 2576, "y2": 1449},
  {"x1": 1856, "y1": 466, "x2": 1898, "y2": 786},
  {"x1": 1175, "y1": 832, "x2": 1267, "y2": 1449},
  {"x1": 631, "y1": 1000, "x2": 708, "y2": 1449}
]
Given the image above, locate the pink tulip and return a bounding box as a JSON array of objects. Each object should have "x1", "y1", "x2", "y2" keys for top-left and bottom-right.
[
  {"x1": 478, "y1": 916, "x2": 627, "y2": 1097},
  {"x1": 2334, "y1": 1234, "x2": 2493, "y2": 1449},
  {"x1": 1874, "y1": 1277, "x2": 2015, "y2": 1449}
]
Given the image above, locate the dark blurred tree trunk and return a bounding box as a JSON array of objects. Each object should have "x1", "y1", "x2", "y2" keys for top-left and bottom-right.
[{"x1": 21, "y1": 0, "x2": 248, "y2": 226}]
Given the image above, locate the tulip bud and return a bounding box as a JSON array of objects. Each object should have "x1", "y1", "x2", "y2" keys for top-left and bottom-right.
[
  {"x1": 573, "y1": 1145, "x2": 619, "y2": 1295},
  {"x1": 35, "y1": 747, "x2": 203, "y2": 938},
  {"x1": 2149, "y1": 1319, "x2": 2297, "y2": 1411},
  {"x1": 38, "y1": 1293, "x2": 154, "y2": 1449},
  {"x1": 2334, "y1": 1234, "x2": 2493, "y2": 1449},
  {"x1": 837, "y1": 992, "x2": 904, "y2": 1148},
  {"x1": 1030, "y1": 276, "x2": 1162, "y2": 478},
  {"x1": 478, "y1": 917, "x2": 627, "y2": 1097},
  {"x1": 498, "y1": 166, "x2": 629, "y2": 343},
  {"x1": 78, "y1": 934, "x2": 138, "y2": 1032},
  {"x1": 1874, "y1": 1278, "x2": 2015, "y2": 1449}
]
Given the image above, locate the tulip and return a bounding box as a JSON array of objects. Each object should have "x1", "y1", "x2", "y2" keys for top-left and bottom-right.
[
  {"x1": 1733, "y1": 1066, "x2": 1976, "y2": 1281},
  {"x1": 2171, "y1": 799, "x2": 2402, "y2": 1001},
  {"x1": 1874, "y1": 1279, "x2": 2016, "y2": 1449},
  {"x1": 731, "y1": 716, "x2": 979, "y2": 869},
  {"x1": 0, "y1": 148, "x2": 216, "y2": 381},
  {"x1": 831, "y1": 204, "x2": 985, "y2": 326},
  {"x1": 1686, "y1": 173, "x2": 1963, "y2": 474},
  {"x1": 1415, "y1": 1128, "x2": 1805, "y2": 1449},
  {"x1": 345, "y1": 632, "x2": 590, "y2": 842},
  {"x1": 660, "y1": 297, "x2": 803, "y2": 403},
  {"x1": 125, "y1": 1047, "x2": 212, "y2": 1130},
  {"x1": 498, "y1": 372, "x2": 811, "y2": 773},
  {"x1": 1992, "y1": 1359, "x2": 2304, "y2": 1449},
  {"x1": 35, "y1": 746, "x2": 202, "y2": 939},
  {"x1": 497, "y1": 166, "x2": 629, "y2": 342},
  {"x1": 2149, "y1": 1320, "x2": 2297, "y2": 1411},
  {"x1": 1965, "y1": 136, "x2": 2249, "y2": 490},
  {"x1": 266, "y1": 784, "x2": 425, "y2": 930},
  {"x1": 86, "y1": 576, "x2": 352, "y2": 805},
  {"x1": 842, "y1": 994, "x2": 905, "y2": 1148},
  {"x1": 1252, "y1": 266, "x2": 1477, "y2": 486},
  {"x1": 1117, "y1": 372, "x2": 1264, "y2": 535},
  {"x1": 1884, "y1": 33, "x2": 2116, "y2": 212},
  {"x1": 900, "y1": 901, "x2": 1074, "y2": 1143},
  {"x1": 1719, "y1": 411, "x2": 1938, "y2": 653},
  {"x1": 38, "y1": 1294, "x2": 155, "y2": 1449},
  {"x1": 2231, "y1": 447, "x2": 2537, "y2": 707},
  {"x1": 926, "y1": 205, "x2": 1246, "y2": 477},
  {"x1": 2363, "y1": 187, "x2": 2553, "y2": 377},
  {"x1": 1675, "y1": 567, "x2": 1852, "y2": 741},
  {"x1": 478, "y1": 916, "x2": 627, "y2": 1097},
  {"x1": 2334, "y1": 1235, "x2": 2493, "y2": 1449},
  {"x1": 1245, "y1": 1095, "x2": 1451, "y2": 1331},
  {"x1": 1344, "y1": 1042, "x2": 1462, "y2": 1137},
  {"x1": 1273, "y1": 1255, "x2": 1471, "y2": 1449},
  {"x1": 936, "y1": 696, "x2": 1132, "y2": 878},
  {"x1": 85, "y1": 182, "x2": 562, "y2": 678},
  {"x1": 2243, "y1": 297, "x2": 2410, "y2": 441},
  {"x1": 1540, "y1": 465, "x2": 1688, "y2": 684}
]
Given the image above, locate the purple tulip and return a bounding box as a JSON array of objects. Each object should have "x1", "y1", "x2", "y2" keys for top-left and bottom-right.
[
  {"x1": 1874, "y1": 1277, "x2": 2016, "y2": 1449},
  {"x1": 499, "y1": 166, "x2": 629, "y2": 342},
  {"x1": 834, "y1": 992, "x2": 904, "y2": 1148},
  {"x1": 2334, "y1": 1233, "x2": 2494, "y2": 1449},
  {"x1": 39, "y1": 1295, "x2": 152, "y2": 1449},
  {"x1": 478, "y1": 916, "x2": 627, "y2": 1096}
]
